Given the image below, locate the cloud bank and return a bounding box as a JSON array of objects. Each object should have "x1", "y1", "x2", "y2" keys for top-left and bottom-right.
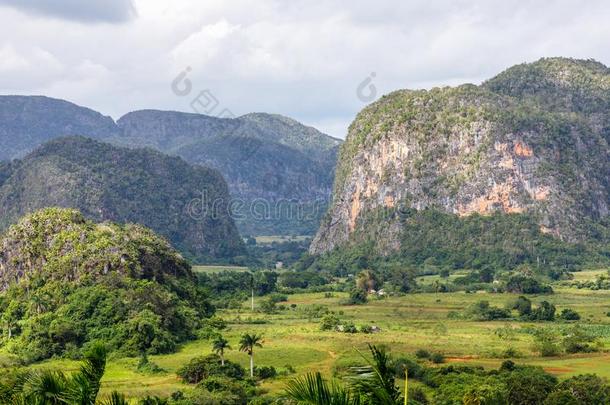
[{"x1": 0, "y1": 0, "x2": 609, "y2": 138}]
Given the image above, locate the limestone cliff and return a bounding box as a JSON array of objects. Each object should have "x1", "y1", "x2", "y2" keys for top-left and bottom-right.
[{"x1": 311, "y1": 58, "x2": 609, "y2": 256}]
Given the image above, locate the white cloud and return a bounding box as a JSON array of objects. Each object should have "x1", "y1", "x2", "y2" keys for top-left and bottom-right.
[{"x1": 1, "y1": 0, "x2": 610, "y2": 138}]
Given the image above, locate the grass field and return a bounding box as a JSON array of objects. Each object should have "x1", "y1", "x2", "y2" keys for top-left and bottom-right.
[
  {"x1": 254, "y1": 235, "x2": 311, "y2": 245},
  {"x1": 15, "y1": 283, "x2": 609, "y2": 399},
  {"x1": 192, "y1": 265, "x2": 249, "y2": 274}
]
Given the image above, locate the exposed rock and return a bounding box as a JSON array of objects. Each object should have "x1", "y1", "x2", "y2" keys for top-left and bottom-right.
[{"x1": 311, "y1": 58, "x2": 610, "y2": 256}]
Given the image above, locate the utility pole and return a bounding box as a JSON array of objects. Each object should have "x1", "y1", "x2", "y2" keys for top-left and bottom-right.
[{"x1": 250, "y1": 272, "x2": 255, "y2": 311}]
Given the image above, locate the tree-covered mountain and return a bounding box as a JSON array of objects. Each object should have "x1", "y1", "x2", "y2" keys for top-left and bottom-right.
[
  {"x1": 114, "y1": 110, "x2": 341, "y2": 236},
  {"x1": 0, "y1": 96, "x2": 341, "y2": 236},
  {"x1": 310, "y1": 58, "x2": 609, "y2": 272},
  {"x1": 0, "y1": 136, "x2": 245, "y2": 263},
  {"x1": 0, "y1": 208, "x2": 213, "y2": 361}
]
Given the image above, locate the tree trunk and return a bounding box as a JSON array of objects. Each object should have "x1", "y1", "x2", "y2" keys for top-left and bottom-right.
[
  {"x1": 251, "y1": 288, "x2": 254, "y2": 311},
  {"x1": 250, "y1": 353, "x2": 254, "y2": 377},
  {"x1": 221, "y1": 353, "x2": 225, "y2": 366}
]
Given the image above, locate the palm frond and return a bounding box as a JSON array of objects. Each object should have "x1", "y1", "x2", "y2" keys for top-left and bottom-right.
[
  {"x1": 97, "y1": 391, "x2": 129, "y2": 405},
  {"x1": 350, "y1": 344, "x2": 401, "y2": 405},
  {"x1": 285, "y1": 372, "x2": 361, "y2": 405}
]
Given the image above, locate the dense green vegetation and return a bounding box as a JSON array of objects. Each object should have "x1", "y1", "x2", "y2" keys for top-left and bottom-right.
[
  {"x1": 0, "y1": 208, "x2": 213, "y2": 362},
  {"x1": 303, "y1": 208, "x2": 606, "y2": 287},
  {"x1": 0, "y1": 136, "x2": 246, "y2": 263}
]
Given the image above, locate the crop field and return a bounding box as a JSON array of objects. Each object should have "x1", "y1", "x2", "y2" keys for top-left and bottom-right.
[
  {"x1": 192, "y1": 265, "x2": 250, "y2": 274},
  {"x1": 13, "y1": 277, "x2": 609, "y2": 400}
]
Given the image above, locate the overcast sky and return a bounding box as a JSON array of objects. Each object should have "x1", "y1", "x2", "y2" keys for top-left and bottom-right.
[{"x1": 1, "y1": 0, "x2": 609, "y2": 138}]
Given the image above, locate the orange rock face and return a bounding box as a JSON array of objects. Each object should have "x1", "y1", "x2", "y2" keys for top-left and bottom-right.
[{"x1": 513, "y1": 141, "x2": 534, "y2": 157}]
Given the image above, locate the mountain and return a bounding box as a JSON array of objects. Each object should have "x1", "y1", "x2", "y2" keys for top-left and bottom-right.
[
  {"x1": 0, "y1": 95, "x2": 118, "y2": 160},
  {"x1": 0, "y1": 96, "x2": 341, "y2": 236},
  {"x1": 310, "y1": 58, "x2": 609, "y2": 271},
  {"x1": 0, "y1": 208, "x2": 212, "y2": 361},
  {"x1": 114, "y1": 110, "x2": 341, "y2": 236},
  {"x1": 0, "y1": 136, "x2": 245, "y2": 263}
]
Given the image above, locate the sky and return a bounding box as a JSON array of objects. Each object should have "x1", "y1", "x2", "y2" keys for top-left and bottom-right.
[{"x1": 1, "y1": 0, "x2": 609, "y2": 139}]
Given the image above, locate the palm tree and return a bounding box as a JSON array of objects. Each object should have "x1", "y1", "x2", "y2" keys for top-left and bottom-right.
[
  {"x1": 212, "y1": 335, "x2": 231, "y2": 366},
  {"x1": 239, "y1": 333, "x2": 263, "y2": 378},
  {"x1": 285, "y1": 372, "x2": 361, "y2": 405},
  {"x1": 350, "y1": 344, "x2": 401, "y2": 404},
  {"x1": 4, "y1": 343, "x2": 108, "y2": 404}
]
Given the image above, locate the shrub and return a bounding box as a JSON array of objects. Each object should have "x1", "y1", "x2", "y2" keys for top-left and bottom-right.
[
  {"x1": 430, "y1": 353, "x2": 445, "y2": 364},
  {"x1": 319, "y1": 313, "x2": 341, "y2": 331},
  {"x1": 507, "y1": 296, "x2": 532, "y2": 317},
  {"x1": 268, "y1": 293, "x2": 288, "y2": 303},
  {"x1": 360, "y1": 325, "x2": 373, "y2": 334},
  {"x1": 415, "y1": 349, "x2": 431, "y2": 359},
  {"x1": 255, "y1": 365, "x2": 277, "y2": 379},
  {"x1": 529, "y1": 301, "x2": 556, "y2": 321},
  {"x1": 559, "y1": 308, "x2": 581, "y2": 321},
  {"x1": 342, "y1": 322, "x2": 358, "y2": 333},
  {"x1": 346, "y1": 289, "x2": 367, "y2": 305},
  {"x1": 391, "y1": 356, "x2": 424, "y2": 379},
  {"x1": 467, "y1": 301, "x2": 511, "y2": 321},
  {"x1": 506, "y1": 275, "x2": 553, "y2": 294},
  {"x1": 177, "y1": 354, "x2": 245, "y2": 384}
]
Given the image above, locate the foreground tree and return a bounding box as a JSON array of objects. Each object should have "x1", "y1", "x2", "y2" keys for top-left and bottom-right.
[
  {"x1": 284, "y1": 344, "x2": 401, "y2": 405},
  {"x1": 213, "y1": 335, "x2": 231, "y2": 366},
  {"x1": 239, "y1": 333, "x2": 263, "y2": 378},
  {"x1": 285, "y1": 372, "x2": 362, "y2": 405},
  {"x1": 0, "y1": 343, "x2": 128, "y2": 404}
]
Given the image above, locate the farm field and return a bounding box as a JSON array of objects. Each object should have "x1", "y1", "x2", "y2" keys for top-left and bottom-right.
[
  {"x1": 12, "y1": 283, "x2": 609, "y2": 400},
  {"x1": 192, "y1": 265, "x2": 250, "y2": 274}
]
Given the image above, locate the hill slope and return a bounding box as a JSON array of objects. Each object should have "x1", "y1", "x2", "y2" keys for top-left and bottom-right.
[
  {"x1": 0, "y1": 208, "x2": 212, "y2": 360},
  {"x1": 0, "y1": 137, "x2": 245, "y2": 263},
  {"x1": 311, "y1": 58, "x2": 609, "y2": 271},
  {"x1": 115, "y1": 110, "x2": 341, "y2": 235}
]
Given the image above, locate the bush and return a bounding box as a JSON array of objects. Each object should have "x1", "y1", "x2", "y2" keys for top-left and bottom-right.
[
  {"x1": 409, "y1": 386, "x2": 429, "y2": 404},
  {"x1": 507, "y1": 296, "x2": 532, "y2": 317},
  {"x1": 360, "y1": 325, "x2": 373, "y2": 334},
  {"x1": 559, "y1": 308, "x2": 581, "y2": 321},
  {"x1": 255, "y1": 365, "x2": 277, "y2": 379},
  {"x1": 177, "y1": 354, "x2": 245, "y2": 384},
  {"x1": 529, "y1": 301, "x2": 556, "y2": 321},
  {"x1": 506, "y1": 275, "x2": 553, "y2": 294},
  {"x1": 319, "y1": 313, "x2": 341, "y2": 331},
  {"x1": 391, "y1": 356, "x2": 424, "y2": 379},
  {"x1": 268, "y1": 293, "x2": 288, "y2": 303},
  {"x1": 415, "y1": 349, "x2": 431, "y2": 359},
  {"x1": 346, "y1": 289, "x2": 367, "y2": 305},
  {"x1": 430, "y1": 353, "x2": 445, "y2": 364},
  {"x1": 467, "y1": 301, "x2": 511, "y2": 321},
  {"x1": 341, "y1": 322, "x2": 358, "y2": 333}
]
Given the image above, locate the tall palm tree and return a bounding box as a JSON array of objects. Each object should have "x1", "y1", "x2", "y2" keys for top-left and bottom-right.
[
  {"x1": 212, "y1": 335, "x2": 231, "y2": 366},
  {"x1": 239, "y1": 333, "x2": 263, "y2": 378}
]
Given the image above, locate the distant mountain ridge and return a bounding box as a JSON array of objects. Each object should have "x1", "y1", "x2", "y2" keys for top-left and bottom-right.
[
  {"x1": 0, "y1": 96, "x2": 341, "y2": 236},
  {"x1": 0, "y1": 136, "x2": 245, "y2": 263}
]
